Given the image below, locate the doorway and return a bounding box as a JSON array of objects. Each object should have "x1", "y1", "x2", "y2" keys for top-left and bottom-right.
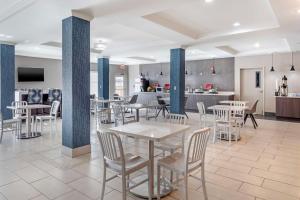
[{"x1": 240, "y1": 68, "x2": 264, "y2": 115}]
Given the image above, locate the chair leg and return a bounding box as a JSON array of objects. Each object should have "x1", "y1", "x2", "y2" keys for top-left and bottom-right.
[
  {"x1": 0, "y1": 130, "x2": 3, "y2": 143},
  {"x1": 157, "y1": 165, "x2": 161, "y2": 200},
  {"x1": 184, "y1": 112, "x2": 189, "y2": 119},
  {"x1": 249, "y1": 115, "x2": 256, "y2": 129},
  {"x1": 122, "y1": 174, "x2": 127, "y2": 200},
  {"x1": 183, "y1": 173, "x2": 188, "y2": 200},
  {"x1": 147, "y1": 164, "x2": 152, "y2": 200},
  {"x1": 201, "y1": 165, "x2": 208, "y2": 200},
  {"x1": 251, "y1": 114, "x2": 258, "y2": 127},
  {"x1": 244, "y1": 114, "x2": 248, "y2": 123},
  {"x1": 212, "y1": 126, "x2": 216, "y2": 144},
  {"x1": 100, "y1": 167, "x2": 106, "y2": 200},
  {"x1": 40, "y1": 120, "x2": 43, "y2": 133}
]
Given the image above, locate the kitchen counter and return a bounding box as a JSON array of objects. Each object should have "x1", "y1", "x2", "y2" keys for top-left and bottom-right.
[
  {"x1": 276, "y1": 96, "x2": 300, "y2": 118},
  {"x1": 276, "y1": 96, "x2": 300, "y2": 99}
]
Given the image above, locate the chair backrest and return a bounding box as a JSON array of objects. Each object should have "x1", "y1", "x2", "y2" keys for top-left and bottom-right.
[
  {"x1": 197, "y1": 102, "x2": 206, "y2": 116},
  {"x1": 186, "y1": 128, "x2": 210, "y2": 165},
  {"x1": 113, "y1": 94, "x2": 120, "y2": 100},
  {"x1": 11, "y1": 101, "x2": 28, "y2": 117},
  {"x1": 230, "y1": 101, "x2": 246, "y2": 107},
  {"x1": 50, "y1": 101, "x2": 60, "y2": 117},
  {"x1": 166, "y1": 113, "x2": 186, "y2": 125},
  {"x1": 112, "y1": 104, "x2": 124, "y2": 120},
  {"x1": 184, "y1": 96, "x2": 188, "y2": 106},
  {"x1": 48, "y1": 89, "x2": 62, "y2": 103},
  {"x1": 213, "y1": 106, "x2": 230, "y2": 122},
  {"x1": 129, "y1": 95, "x2": 138, "y2": 104},
  {"x1": 97, "y1": 131, "x2": 125, "y2": 165},
  {"x1": 90, "y1": 99, "x2": 96, "y2": 111},
  {"x1": 27, "y1": 89, "x2": 43, "y2": 104},
  {"x1": 250, "y1": 100, "x2": 259, "y2": 113},
  {"x1": 230, "y1": 101, "x2": 245, "y2": 118}
]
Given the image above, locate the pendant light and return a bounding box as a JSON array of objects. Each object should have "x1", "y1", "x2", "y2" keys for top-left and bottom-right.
[
  {"x1": 185, "y1": 64, "x2": 188, "y2": 75},
  {"x1": 290, "y1": 52, "x2": 295, "y2": 71},
  {"x1": 270, "y1": 53, "x2": 275, "y2": 72},
  {"x1": 211, "y1": 58, "x2": 216, "y2": 75},
  {"x1": 160, "y1": 63, "x2": 163, "y2": 76}
]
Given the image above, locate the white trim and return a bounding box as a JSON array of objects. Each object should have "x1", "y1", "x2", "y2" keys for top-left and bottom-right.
[
  {"x1": 71, "y1": 10, "x2": 94, "y2": 21},
  {"x1": 62, "y1": 144, "x2": 91, "y2": 158}
]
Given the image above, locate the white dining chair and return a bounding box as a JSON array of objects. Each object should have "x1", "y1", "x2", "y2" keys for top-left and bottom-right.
[
  {"x1": 112, "y1": 104, "x2": 135, "y2": 127},
  {"x1": 197, "y1": 102, "x2": 207, "y2": 128},
  {"x1": 36, "y1": 101, "x2": 60, "y2": 134},
  {"x1": 213, "y1": 106, "x2": 238, "y2": 143},
  {"x1": 230, "y1": 103, "x2": 245, "y2": 136},
  {"x1": 0, "y1": 112, "x2": 21, "y2": 143},
  {"x1": 157, "y1": 128, "x2": 210, "y2": 200},
  {"x1": 97, "y1": 131, "x2": 151, "y2": 200},
  {"x1": 146, "y1": 100, "x2": 159, "y2": 120},
  {"x1": 11, "y1": 101, "x2": 28, "y2": 137}
]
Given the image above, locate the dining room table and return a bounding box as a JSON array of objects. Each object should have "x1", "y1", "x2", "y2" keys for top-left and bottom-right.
[
  {"x1": 7, "y1": 104, "x2": 51, "y2": 139},
  {"x1": 93, "y1": 99, "x2": 124, "y2": 123},
  {"x1": 219, "y1": 100, "x2": 249, "y2": 105},
  {"x1": 109, "y1": 121, "x2": 190, "y2": 199}
]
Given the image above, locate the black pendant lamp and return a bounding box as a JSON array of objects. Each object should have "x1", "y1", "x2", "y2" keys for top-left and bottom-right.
[
  {"x1": 290, "y1": 52, "x2": 296, "y2": 71},
  {"x1": 270, "y1": 53, "x2": 275, "y2": 72},
  {"x1": 160, "y1": 63, "x2": 163, "y2": 76},
  {"x1": 185, "y1": 64, "x2": 188, "y2": 75},
  {"x1": 211, "y1": 58, "x2": 216, "y2": 75}
]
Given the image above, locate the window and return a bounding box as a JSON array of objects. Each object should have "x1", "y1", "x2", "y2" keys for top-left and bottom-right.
[{"x1": 115, "y1": 76, "x2": 124, "y2": 96}]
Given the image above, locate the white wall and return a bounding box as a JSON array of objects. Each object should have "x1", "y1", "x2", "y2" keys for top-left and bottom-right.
[
  {"x1": 235, "y1": 52, "x2": 300, "y2": 113},
  {"x1": 15, "y1": 56, "x2": 62, "y2": 89},
  {"x1": 128, "y1": 65, "x2": 140, "y2": 95}
]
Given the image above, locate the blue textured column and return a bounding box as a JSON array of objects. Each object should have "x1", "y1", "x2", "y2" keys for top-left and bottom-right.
[
  {"x1": 98, "y1": 57, "x2": 109, "y2": 99},
  {"x1": 170, "y1": 48, "x2": 185, "y2": 114},
  {"x1": 62, "y1": 16, "x2": 90, "y2": 157},
  {"x1": 0, "y1": 44, "x2": 15, "y2": 120}
]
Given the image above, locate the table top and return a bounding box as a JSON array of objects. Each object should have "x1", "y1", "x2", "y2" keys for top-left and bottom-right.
[
  {"x1": 7, "y1": 104, "x2": 51, "y2": 110},
  {"x1": 159, "y1": 97, "x2": 170, "y2": 101},
  {"x1": 122, "y1": 103, "x2": 152, "y2": 109},
  {"x1": 109, "y1": 121, "x2": 190, "y2": 142},
  {"x1": 219, "y1": 100, "x2": 248, "y2": 104},
  {"x1": 208, "y1": 105, "x2": 249, "y2": 110},
  {"x1": 93, "y1": 99, "x2": 124, "y2": 103}
]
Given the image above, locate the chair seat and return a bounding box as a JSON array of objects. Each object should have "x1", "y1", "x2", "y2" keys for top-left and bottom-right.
[
  {"x1": 36, "y1": 115, "x2": 55, "y2": 120},
  {"x1": 158, "y1": 152, "x2": 202, "y2": 174},
  {"x1": 155, "y1": 140, "x2": 182, "y2": 152},
  {"x1": 3, "y1": 118, "x2": 20, "y2": 125},
  {"x1": 106, "y1": 153, "x2": 149, "y2": 174}
]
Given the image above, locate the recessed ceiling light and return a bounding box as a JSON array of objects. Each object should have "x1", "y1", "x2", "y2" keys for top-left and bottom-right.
[
  {"x1": 297, "y1": 9, "x2": 300, "y2": 13},
  {"x1": 0, "y1": 34, "x2": 4, "y2": 37},
  {"x1": 205, "y1": 0, "x2": 214, "y2": 3},
  {"x1": 34, "y1": 46, "x2": 40, "y2": 50},
  {"x1": 5, "y1": 35, "x2": 13, "y2": 39},
  {"x1": 233, "y1": 22, "x2": 240, "y2": 27},
  {"x1": 254, "y1": 42, "x2": 260, "y2": 48}
]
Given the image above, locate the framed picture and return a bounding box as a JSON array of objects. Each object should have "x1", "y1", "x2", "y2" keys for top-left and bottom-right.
[{"x1": 255, "y1": 71, "x2": 261, "y2": 88}]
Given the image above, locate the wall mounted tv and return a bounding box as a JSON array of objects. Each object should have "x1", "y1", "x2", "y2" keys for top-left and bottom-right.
[{"x1": 18, "y1": 67, "x2": 44, "y2": 82}]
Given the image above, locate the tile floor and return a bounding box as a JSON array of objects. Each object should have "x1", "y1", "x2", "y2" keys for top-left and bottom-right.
[{"x1": 1, "y1": 111, "x2": 300, "y2": 200}]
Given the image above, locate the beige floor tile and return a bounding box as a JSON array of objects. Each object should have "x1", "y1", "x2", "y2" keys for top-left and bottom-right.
[
  {"x1": 72, "y1": 163, "x2": 102, "y2": 180},
  {"x1": 31, "y1": 160, "x2": 57, "y2": 171},
  {"x1": 269, "y1": 165, "x2": 300, "y2": 178},
  {"x1": 68, "y1": 177, "x2": 112, "y2": 199},
  {"x1": 216, "y1": 168, "x2": 263, "y2": 186},
  {"x1": 0, "y1": 169, "x2": 20, "y2": 186},
  {"x1": 15, "y1": 166, "x2": 49, "y2": 183},
  {"x1": 47, "y1": 168, "x2": 83, "y2": 183},
  {"x1": 0, "y1": 180, "x2": 40, "y2": 200},
  {"x1": 55, "y1": 191, "x2": 91, "y2": 200},
  {"x1": 210, "y1": 159, "x2": 252, "y2": 173},
  {"x1": 262, "y1": 179, "x2": 300, "y2": 198},
  {"x1": 104, "y1": 190, "x2": 135, "y2": 200},
  {"x1": 31, "y1": 195, "x2": 49, "y2": 200},
  {"x1": 203, "y1": 172, "x2": 242, "y2": 190},
  {"x1": 0, "y1": 158, "x2": 30, "y2": 171},
  {"x1": 0, "y1": 193, "x2": 6, "y2": 200},
  {"x1": 32, "y1": 177, "x2": 73, "y2": 199},
  {"x1": 250, "y1": 168, "x2": 300, "y2": 187},
  {"x1": 240, "y1": 183, "x2": 298, "y2": 200},
  {"x1": 229, "y1": 157, "x2": 270, "y2": 170}
]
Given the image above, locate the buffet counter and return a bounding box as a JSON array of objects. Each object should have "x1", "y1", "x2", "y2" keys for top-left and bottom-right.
[
  {"x1": 276, "y1": 96, "x2": 300, "y2": 118},
  {"x1": 135, "y1": 91, "x2": 235, "y2": 111}
]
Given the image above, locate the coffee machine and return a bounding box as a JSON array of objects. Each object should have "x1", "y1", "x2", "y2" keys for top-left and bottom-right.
[{"x1": 280, "y1": 75, "x2": 288, "y2": 96}]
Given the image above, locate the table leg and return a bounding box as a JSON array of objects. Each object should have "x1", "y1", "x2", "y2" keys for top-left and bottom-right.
[
  {"x1": 136, "y1": 109, "x2": 140, "y2": 122},
  {"x1": 148, "y1": 140, "x2": 154, "y2": 198},
  {"x1": 27, "y1": 109, "x2": 31, "y2": 138}
]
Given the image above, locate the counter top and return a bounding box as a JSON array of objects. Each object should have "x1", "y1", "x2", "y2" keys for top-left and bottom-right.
[
  {"x1": 275, "y1": 96, "x2": 300, "y2": 99},
  {"x1": 136, "y1": 91, "x2": 235, "y2": 96}
]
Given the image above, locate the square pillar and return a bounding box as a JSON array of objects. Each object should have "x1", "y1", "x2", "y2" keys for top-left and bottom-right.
[
  {"x1": 62, "y1": 16, "x2": 90, "y2": 157},
  {"x1": 98, "y1": 57, "x2": 109, "y2": 99},
  {"x1": 170, "y1": 48, "x2": 185, "y2": 114},
  {"x1": 0, "y1": 44, "x2": 15, "y2": 120}
]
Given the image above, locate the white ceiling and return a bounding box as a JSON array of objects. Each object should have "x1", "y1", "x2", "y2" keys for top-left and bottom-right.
[{"x1": 0, "y1": 0, "x2": 299, "y2": 64}]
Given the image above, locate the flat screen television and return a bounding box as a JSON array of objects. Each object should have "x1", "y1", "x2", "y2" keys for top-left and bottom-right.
[{"x1": 18, "y1": 67, "x2": 44, "y2": 82}]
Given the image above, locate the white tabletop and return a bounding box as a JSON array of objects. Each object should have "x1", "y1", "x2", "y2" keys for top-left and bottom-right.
[
  {"x1": 93, "y1": 99, "x2": 123, "y2": 103},
  {"x1": 122, "y1": 103, "x2": 152, "y2": 109},
  {"x1": 109, "y1": 121, "x2": 190, "y2": 142},
  {"x1": 208, "y1": 105, "x2": 249, "y2": 110},
  {"x1": 219, "y1": 100, "x2": 248, "y2": 104},
  {"x1": 7, "y1": 104, "x2": 51, "y2": 110},
  {"x1": 159, "y1": 97, "x2": 170, "y2": 101}
]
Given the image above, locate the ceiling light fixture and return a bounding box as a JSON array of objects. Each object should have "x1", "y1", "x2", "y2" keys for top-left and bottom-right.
[
  {"x1": 211, "y1": 58, "x2": 216, "y2": 75},
  {"x1": 160, "y1": 63, "x2": 163, "y2": 76},
  {"x1": 5, "y1": 35, "x2": 13, "y2": 39},
  {"x1": 233, "y1": 22, "x2": 240, "y2": 27},
  {"x1": 290, "y1": 51, "x2": 296, "y2": 71},
  {"x1": 270, "y1": 53, "x2": 275, "y2": 72},
  {"x1": 205, "y1": 0, "x2": 214, "y2": 3},
  {"x1": 0, "y1": 34, "x2": 4, "y2": 37},
  {"x1": 297, "y1": 9, "x2": 300, "y2": 13},
  {"x1": 94, "y1": 41, "x2": 107, "y2": 51},
  {"x1": 254, "y1": 42, "x2": 260, "y2": 48}
]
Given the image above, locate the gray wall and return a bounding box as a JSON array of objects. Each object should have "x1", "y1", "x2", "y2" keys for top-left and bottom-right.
[
  {"x1": 15, "y1": 56, "x2": 129, "y2": 97},
  {"x1": 140, "y1": 57, "x2": 235, "y2": 91}
]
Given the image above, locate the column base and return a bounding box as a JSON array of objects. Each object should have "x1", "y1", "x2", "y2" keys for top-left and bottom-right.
[{"x1": 62, "y1": 144, "x2": 91, "y2": 158}]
